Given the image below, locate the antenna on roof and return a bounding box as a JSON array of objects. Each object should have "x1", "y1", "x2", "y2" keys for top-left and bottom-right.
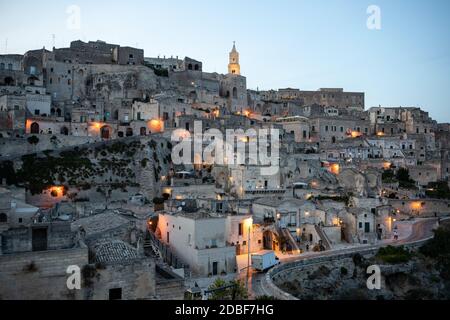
[{"x1": 52, "y1": 34, "x2": 56, "y2": 48}]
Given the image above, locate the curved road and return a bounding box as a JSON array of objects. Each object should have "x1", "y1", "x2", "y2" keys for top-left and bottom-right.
[{"x1": 242, "y1": 218, "x2": 441, "y2": 299}]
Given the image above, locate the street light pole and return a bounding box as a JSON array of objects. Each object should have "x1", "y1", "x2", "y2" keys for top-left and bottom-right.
[{"x1": 246, "y1": 225, "x2": 251, "y2": 289}]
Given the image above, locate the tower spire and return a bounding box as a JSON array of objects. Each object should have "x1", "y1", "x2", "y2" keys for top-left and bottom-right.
[{"x1": 228, "y1": 42, "x2": 240, "y2": 75}]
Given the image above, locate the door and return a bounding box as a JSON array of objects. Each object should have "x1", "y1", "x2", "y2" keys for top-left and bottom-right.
[
  {"x1": 32, "y1": 228, "x2": 48, "y2": 252},
  {"x1": 365, "y1": 222, "x2": 370, "y2": 233},
  {"x1": 109, "y1": 288, "x2": 122, "y2": 300},
  {"x1": 212, "y1": 262, "x2": 218, "y2": 276}
]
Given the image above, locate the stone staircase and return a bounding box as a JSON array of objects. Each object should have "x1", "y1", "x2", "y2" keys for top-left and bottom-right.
[{"x1": 314, "y1": 225, "x2": 332, "y2": 250}]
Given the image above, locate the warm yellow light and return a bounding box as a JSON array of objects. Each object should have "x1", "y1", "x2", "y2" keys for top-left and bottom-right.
[
  {"x1": 351, "y1": 131, "x2": 362, "y2": 138},
  {"x1": 411, "y1": 202, "x2": 422, "y2": 210},
  {"x1": 377, "y1": 132, "x2": 385, "y2": 137},
  {"x1": 244, "y1": 218, "x2": 253, "y2": 231},
  {"x1": 91, "y1": 122, "x2": 102, "y2": 130},
  {"x1": 383, "y1": 162, "x2": 391, "y2": 170},
  {"x1": 49, "y1": 186, "x2": 64, "y2": 197},
  {"x1": 330, "y1": 164, "x2": 340, "y2": 175},
  {"x1": 149, "y1": 119, "x2": 163, "y2": 133}
]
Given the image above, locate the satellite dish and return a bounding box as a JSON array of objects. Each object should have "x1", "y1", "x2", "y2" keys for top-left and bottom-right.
[{"x1": 177, "y1": 207, "x2": 183, "y2": 212}]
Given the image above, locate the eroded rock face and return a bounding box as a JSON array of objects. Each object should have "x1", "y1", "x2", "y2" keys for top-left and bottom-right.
[
  {"x1": 274, "y1": 254, "x2": 450, "y2": 300},
  {"x1": 0, "y1": 136, "x2": 173, "y2": 206}
]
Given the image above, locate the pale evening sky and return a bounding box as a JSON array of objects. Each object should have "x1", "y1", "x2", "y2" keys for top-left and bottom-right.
[{"x1": 1, "y1": 0, "x2": 449, "y2": 121}]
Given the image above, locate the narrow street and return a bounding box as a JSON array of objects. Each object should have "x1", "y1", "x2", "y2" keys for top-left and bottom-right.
[{"x1": 239, "y1": 218, "x2": 441, "y2": 299}]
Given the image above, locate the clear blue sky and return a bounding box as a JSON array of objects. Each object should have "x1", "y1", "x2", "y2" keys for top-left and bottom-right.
[{"x1": 1, "y1": 0, "x2": 450, "y2": 121}]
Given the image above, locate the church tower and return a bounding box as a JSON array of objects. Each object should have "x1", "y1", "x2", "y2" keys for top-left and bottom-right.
[{"x1": 228, "y1": 42, "x2": 241, "y2": 75}]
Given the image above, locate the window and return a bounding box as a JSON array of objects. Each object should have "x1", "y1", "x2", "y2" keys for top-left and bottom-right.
[
  {"x1": 359, "y1": 222, "x2": 363, "y2": 229},
  {"x1": 34, "y1": 109, "x2": 40, "y2": 116},
  {"x1": 0, "y1": 213, "x2": 7, "y2": 223},
  {"x1": 0, "y1": 63, "x2": 4, "y2": 70},
  {"x1": 238, "y1": 223, "x2": 243, "y2": 236},
  {"x1": 8, "y1": 63, "x2": 12, "y2": 70}
]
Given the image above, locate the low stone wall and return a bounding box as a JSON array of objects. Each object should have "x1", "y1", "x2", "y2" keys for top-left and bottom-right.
[
  {"x1": 266, "y1": 238, "x2": 431, "y2": 300},
  {"x1": 0, "y1": 247, "x2": 89, "y2": 300},
  {"x1": 0, "y1": 134, "x2": 98, "y2": 158}
]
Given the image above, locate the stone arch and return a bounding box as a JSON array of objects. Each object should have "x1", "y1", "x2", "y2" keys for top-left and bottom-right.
[
  {"x1": 188, "y1": 64, "x2": 193, "y2": 70},
  {"x1": 30, "y1": 122, "x2": 40, "y2": 134},
  {"x1": 4, "y1": 76, "x2": 14, "y2": 86},
  {"x1": 0, "y1": 213, "x2": 7, "y2": 223},
  {"x1": 126, "y1": 128, "x2": 133, "y2": 137},
  {"x1": 140, "y1": 127, "x2": 147, "y2": 136},
  {"x1": 101, "y1": 126, "x2": 111, "y2": 140},
  {"x1": 60, "y1": 126, "x2": 69, "y2": 136},
  {"x1": 56, "y1": 108, "x2": 62, "y2": 117},
  {"x1": 232, "y1": 87, "x2": 238, "y2": 99},
  {"x1": 118, "y1": 131, "x2": 124, "y2": 138},
  {"x1": 194, "y1": 64, "x2": 199, "y2": 71},
  {"x1": 27, "y1": 76, "x2": 38, "y2": 86},
  {"x1": 50, "y1": 108, "x2": 56, "y2": 116}
]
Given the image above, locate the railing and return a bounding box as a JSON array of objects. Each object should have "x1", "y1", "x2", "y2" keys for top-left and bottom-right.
[
  {"x1": 147, "y1": 231, "x2": 190, "y2": 273},
  {"x1": 314, "y1": 225, "x2": 332, "y2": 250}
]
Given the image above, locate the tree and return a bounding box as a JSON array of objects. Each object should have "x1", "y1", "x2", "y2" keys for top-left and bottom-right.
[
  {"x1": 27, "y1": 136, "x2": 39, "y2": 145},
  {"x1": 207, "y1": 278, "x2": 248, "y2": 300},
  {"x1": 425, "y1": 181, "x2": 450, "y2": 200},
  {"x1": 396, "y1": 168, "x2": 416, "y2": 189}
]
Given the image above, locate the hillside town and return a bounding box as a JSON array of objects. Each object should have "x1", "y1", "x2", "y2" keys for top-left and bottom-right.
[{"x1": 1, "y1": 40, "x2": 450, "y2": 300}]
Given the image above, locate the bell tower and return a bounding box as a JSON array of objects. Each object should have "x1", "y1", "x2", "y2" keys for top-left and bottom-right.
[{"x1": 228, "y1": 41, "x2": 240, "y2": 75}]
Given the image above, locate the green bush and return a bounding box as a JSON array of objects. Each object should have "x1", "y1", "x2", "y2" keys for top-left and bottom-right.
[
  {"x1": 27, "y1": 136, "x2": 39, "y2": 145},
  {"x1": 376, "y1": 246, "x2": 412, "y2": 264}
]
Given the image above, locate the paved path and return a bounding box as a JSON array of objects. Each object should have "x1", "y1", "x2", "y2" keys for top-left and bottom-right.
[{"x1": 241, "y1": 218, "x2": 441, "y2": 299}]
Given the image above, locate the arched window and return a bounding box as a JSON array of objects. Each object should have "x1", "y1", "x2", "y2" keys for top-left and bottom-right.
[
  {"x1": 194, "y1": 64, "x2": 199, "y2": 71},
  {"x1": 188, "y1": 64, "x2": 193, "y2": 70},
  {"x1": 232, "y1": 87, "x2": 238, "y2": 99},
  {"x1": 118, "y1": 131, "x2": 124, "y2": 138},
  {"x1": 51, "y1": 108, "x2": 55, "y2": 116},
  {"x1": 30, "y1": 122, "x2": 40, "y2": 134},
  {"x1": 0, "y1": 213, "x2": 7, "y2": 223},
  {"x1": 56, "y1": 108, "x2": 62, "y2": 117}
]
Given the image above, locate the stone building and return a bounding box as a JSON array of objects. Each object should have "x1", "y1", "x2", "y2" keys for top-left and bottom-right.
[{"x1": 157, "y1": 209, "x2": 237, "y2": 277}]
